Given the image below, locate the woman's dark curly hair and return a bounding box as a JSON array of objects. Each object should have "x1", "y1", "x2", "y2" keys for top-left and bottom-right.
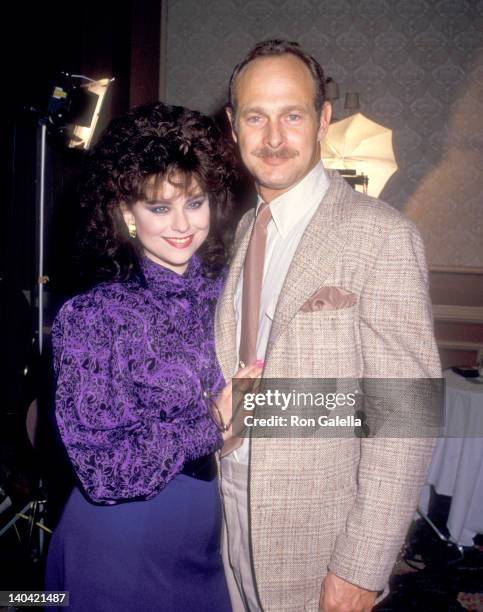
[{"x1": 78, "y1": 101, "x2": 237, "y2": 282}]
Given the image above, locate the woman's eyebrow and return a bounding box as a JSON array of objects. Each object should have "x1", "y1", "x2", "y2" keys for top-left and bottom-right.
[
  {"x1": 144, "y1": 199, "x2": 171, "y2": 205},
  {"x1": 144, "y1": 192, "x2": 205, "y2": 205}
]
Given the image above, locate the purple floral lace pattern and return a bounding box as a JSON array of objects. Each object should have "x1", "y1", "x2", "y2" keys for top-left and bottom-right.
[{"x1": 52, "y1": 256, "x2": 225, "y2": 504}]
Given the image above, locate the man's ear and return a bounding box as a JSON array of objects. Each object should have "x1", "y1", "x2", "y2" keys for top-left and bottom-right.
[
  {"x1": 226, "y1": 107, "x2": 238, "y2": 143},
  {"x1": 317, "y1": 101, "x2": 332, "y2": 141}
]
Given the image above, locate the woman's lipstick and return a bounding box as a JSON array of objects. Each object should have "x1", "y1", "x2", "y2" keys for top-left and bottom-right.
[{"x1": 162, "y1": 235, "x2": 194, "y2": 249}]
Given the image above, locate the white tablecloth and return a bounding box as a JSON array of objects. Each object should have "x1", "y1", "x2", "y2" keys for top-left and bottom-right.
[{"x1": 418, "y1": 370, "x2": 483, "y2": 546}]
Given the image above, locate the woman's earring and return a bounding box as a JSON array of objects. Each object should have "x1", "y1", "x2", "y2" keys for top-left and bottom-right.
[{"x1": 127, "y1": 222, "x2": 137, "y2": 238}]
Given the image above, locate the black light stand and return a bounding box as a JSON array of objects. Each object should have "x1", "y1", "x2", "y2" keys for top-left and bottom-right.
[{"x1": 0, "y1": 74, "x2": 113, "y2": 562}]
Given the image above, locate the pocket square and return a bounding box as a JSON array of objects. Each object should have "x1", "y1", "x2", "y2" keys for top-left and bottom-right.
[{"x1": 300, "y1": 286, "x2": 357, "y2": 312}]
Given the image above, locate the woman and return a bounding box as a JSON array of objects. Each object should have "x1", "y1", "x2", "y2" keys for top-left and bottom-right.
[{"x1": 45, "y1": 102, "x2": 261, "y2": 611}]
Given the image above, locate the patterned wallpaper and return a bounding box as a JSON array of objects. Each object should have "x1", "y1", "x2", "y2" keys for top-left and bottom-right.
[{"x1": 166, "y1": 0, "x2": 483, "y2": 267}]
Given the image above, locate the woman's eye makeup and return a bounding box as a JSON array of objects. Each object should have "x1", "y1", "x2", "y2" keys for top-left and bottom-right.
[
  {"x1": 143, "y1": 194, "x2": 206, "y2": 213},
  {"x1": 186, "y1": 197, "x2": 206, "y2": 209},
  {"x1": 150, "y1": 205, "x2": 170, "y2": 214}
]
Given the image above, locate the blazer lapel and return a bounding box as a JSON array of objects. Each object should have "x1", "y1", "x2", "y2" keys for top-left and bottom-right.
[
  {"x1": 215, "y1": 210, "x2": 255, "y2": 381},
  {"x1": 266, "y1": 172, "x2": 356, "y2": 357}
]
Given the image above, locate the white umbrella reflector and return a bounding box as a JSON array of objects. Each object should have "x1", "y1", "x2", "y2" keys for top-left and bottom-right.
[{"x1": 321, "y1": 112, "x2": 398, "y2": 197}]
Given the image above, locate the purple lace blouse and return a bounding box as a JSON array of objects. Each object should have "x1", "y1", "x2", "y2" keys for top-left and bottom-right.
[{"x1": 52, "y1": 255, "x2": 225, "y2": 504}]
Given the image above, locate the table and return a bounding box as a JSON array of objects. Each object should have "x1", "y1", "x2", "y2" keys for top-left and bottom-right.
[{"x1": 418, "y1": 369, "x2": 483, "y2": 547}]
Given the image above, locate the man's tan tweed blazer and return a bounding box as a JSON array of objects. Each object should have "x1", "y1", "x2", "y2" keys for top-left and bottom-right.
[{"x1": 215, "y1": 171, "x2": 441, "y2": 611}]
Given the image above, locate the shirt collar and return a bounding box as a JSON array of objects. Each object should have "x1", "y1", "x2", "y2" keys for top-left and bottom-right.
[{"x1": 256, "y1": 161, "x2": 329, "y2": 239}]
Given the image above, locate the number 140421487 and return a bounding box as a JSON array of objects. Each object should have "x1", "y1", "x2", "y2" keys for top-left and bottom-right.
[{"x1": 0, "y1": 591, "x2": 69, "y2": 607}]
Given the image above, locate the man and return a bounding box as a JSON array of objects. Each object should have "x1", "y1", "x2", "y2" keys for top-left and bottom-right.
[{"x1": 215, "y1": 40, "x2": 440, "y2": 612}]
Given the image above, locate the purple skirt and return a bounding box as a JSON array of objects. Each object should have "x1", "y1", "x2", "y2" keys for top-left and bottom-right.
[{"x1": 45, "y1": 473, "x2": 231, "y2": 611}]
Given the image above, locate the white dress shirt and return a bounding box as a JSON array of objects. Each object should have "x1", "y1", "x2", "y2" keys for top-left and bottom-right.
[{"x1": 232, "y1": 161, "x2": 330, "y2": 463}]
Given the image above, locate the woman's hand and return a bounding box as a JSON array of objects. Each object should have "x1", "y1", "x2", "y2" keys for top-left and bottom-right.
[{"x1": 214, "y1": 360, "x2": 263, "y2": 457}]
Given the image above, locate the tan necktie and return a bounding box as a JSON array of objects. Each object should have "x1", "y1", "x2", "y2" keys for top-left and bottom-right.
[{"x1": 239, "y1": 202, "x2": 272, "y2": 366}]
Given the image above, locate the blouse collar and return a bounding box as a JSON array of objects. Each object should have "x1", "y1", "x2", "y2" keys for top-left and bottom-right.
[{"x1": 138, "y1": 254, "x2": 208, "y2": 301}]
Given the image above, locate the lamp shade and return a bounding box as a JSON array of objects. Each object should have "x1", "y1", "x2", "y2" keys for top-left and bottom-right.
[
  {"x1": 326, "y1": 79, "x2": 340, "y2": 101},
  {"x1": 344, "y1": 92, "x2": 360, "y2": 110}
]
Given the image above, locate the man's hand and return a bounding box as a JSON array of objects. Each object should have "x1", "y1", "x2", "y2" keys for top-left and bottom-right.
[{"x1": 319, "y1": 571, "x2": 377, "y2": 612}]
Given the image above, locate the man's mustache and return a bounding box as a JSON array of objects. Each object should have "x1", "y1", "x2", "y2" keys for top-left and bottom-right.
[{"x1": 251, "y1": 147, "x2": 299, "y2": 159}]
